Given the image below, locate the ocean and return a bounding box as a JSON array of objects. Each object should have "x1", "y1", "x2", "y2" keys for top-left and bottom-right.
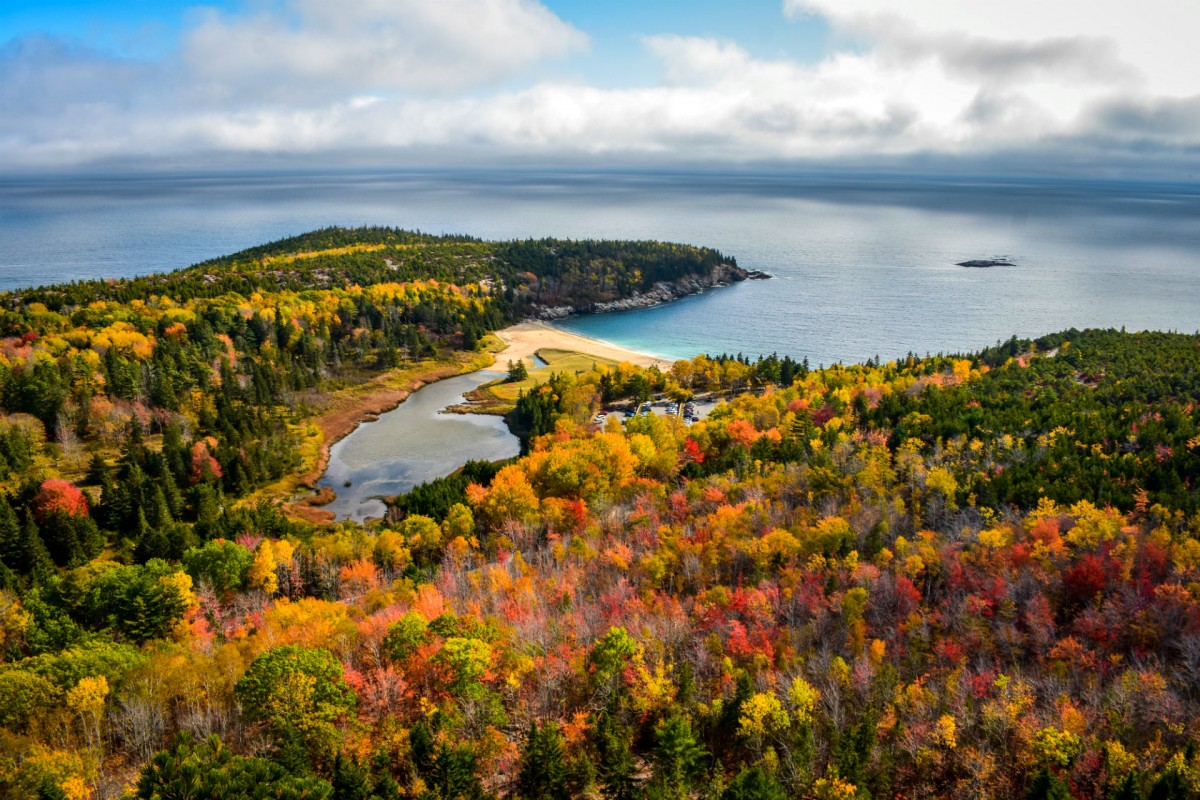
[{"x1": 2, "y1": 170, "x2": 1198, "y2": 366}]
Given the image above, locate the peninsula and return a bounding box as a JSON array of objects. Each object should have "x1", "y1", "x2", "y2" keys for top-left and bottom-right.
[{"x1": 0, "y1": 226, "x2": 746, "y2": 521}]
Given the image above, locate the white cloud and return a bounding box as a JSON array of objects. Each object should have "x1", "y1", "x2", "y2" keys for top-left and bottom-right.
[
  {"x1": 784, "y1": 0, "x2": 1196, "y2": 96},
  {"x1": 1, "y1": 0, "x2": 1197, "y2": 173},
  {"x1": 182, "y1": 0, "x2": 587, "y2": 99}
]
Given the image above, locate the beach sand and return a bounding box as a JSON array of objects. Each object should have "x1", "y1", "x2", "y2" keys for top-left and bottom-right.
[{"x1": 493, "y1": 320, "x2": 673, "y2": 370}]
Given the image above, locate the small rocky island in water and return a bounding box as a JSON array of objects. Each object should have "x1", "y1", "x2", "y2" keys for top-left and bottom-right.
[{"x1": 957, "y1": 258, "x2": 1016, "y2": 268}]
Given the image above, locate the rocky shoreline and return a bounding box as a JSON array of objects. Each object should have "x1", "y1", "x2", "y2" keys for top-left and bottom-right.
[{"x1": 534, "y1": 263, "x2": 769, "y2": 320}]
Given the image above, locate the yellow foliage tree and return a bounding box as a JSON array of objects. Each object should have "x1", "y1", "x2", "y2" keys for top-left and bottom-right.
[
  {"x1": 788, "y1": 677, "x2": 820, "y2": 726},
  {"x1": 467, "y1": 465, "x2": 540, "y2": 529},
  {"x1": 247, "y1": 540, "x2": 280, "y2": 595},
  {"x1": 738, "y1": 691, "x2": 789, "y2": 756},
  {"x1": 258, "y1": 597, "x2": 358, "y2": 659},
  {"x1": 66, "y1": 675, "x2": 108, "y2": 749}
]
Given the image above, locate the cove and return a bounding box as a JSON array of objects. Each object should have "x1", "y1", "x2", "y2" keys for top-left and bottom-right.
[{"x1": 317, "y1": 369, "x2": 520, "y2": 522}]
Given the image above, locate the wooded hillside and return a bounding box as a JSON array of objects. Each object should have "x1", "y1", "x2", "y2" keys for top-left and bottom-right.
[{"x1": 0, "y1": 229, "x2": 1196, "y2": 800}]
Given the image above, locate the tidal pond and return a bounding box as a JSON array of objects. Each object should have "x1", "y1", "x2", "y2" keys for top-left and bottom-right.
[{"x1": 318, "y1": 369, "x2": 520, "y2": 521}]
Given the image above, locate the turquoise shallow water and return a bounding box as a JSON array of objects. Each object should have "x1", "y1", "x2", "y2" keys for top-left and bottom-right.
[{"x1": 2, "y1": 170, "x2": 1198, "y2": 366}]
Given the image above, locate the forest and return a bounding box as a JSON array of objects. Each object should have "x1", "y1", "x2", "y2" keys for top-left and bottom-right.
[{"x1": 0, "y1": 228, "x2": 1198, "y2": 800}]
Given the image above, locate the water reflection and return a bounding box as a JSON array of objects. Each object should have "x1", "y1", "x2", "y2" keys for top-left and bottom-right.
[{"x1": 318, "y1": 369, "x2": 519, "y2": 522}]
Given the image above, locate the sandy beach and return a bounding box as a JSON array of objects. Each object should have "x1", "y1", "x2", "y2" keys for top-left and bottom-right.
[{"x1": 493, "y1": 320, "x2": 674, "y2": 370}]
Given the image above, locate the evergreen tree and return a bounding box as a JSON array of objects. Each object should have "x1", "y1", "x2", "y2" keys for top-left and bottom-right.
[
  {"x1": 24, "y1": 518, "x2": 55, "y2": 587},
  {"x1": 193, "y1": 483, "x2": 223, "y2": 540},
  {"x1": 332, "y1": 753, "x2": 372, "y2": 800},
  {"x1": 36, "y1": 782, "x2": 70, "y2": 800},
  {"x1": 14, "y1": 514, "x2": 55, "y2": 583},
  {"x1": 1148, "y1": 768, "x2": 1188, "y2": 800},
  {"x1": 1025, "y1": 769, "x2": 1071, "y2": 800},
  {"x1": 409, "y1": 720, "x2": 436, "y2": 779},
  {"x1": 516, "y1": 721, "x2": 568, "y2": 800},
  {"x1": 832, "y1": 710, "x2": 877, "y2": 792},
  {"x1": 594, "y1": 713, "x2": 638, "y2": 800},
  {"x1": 1111, "y1": 772, "x2": 1145, "y2": 800},
  {"x1": 426, "y1": 743, "x2": 488, "y2": 800},
  {"x1": 566, "y1": 753, "x2": 597, "y2": 799},
  {"x1": 0, "y1": 494, "x2": 22, "y2": 571},
  {"x1": 148, "y1": 485, "x2": 173, "y2": 528},
  {"x1": 134, "y1": 733, "x2": 332, "y2": 799},
  {"x1": 370, "y1": 760, "x2": 402, "y2": 800},
  {"x1": 720, "y1": 766, "x2": 788, "y2": 800},
  {"x1": 649, "y1": 715, "x2": 707, "y2": 799},
  {"x1": 135, "y1": 509, "x2": 170, "y2": 562}
]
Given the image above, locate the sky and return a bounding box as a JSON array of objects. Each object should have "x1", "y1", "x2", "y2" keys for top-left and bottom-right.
[{"x1": 1, "y1": 0, "x2": 1198, "y2": 178}]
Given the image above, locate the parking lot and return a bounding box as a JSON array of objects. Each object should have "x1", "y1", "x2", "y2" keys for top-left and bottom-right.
[{"x1": 593, "y1": 397, "x2": 721, "y2": 427}]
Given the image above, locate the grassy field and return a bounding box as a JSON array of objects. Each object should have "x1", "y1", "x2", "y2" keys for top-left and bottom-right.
[{"x1": 490, "y1": 348, "x2": 619, "y2": 401}]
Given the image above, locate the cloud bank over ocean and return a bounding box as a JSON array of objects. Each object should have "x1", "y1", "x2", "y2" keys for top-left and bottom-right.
[{"x1": 2, "y1": 0, "x2": 1197, "y2": 176}]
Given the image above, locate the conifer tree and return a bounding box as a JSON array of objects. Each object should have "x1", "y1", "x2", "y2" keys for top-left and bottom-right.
[
  {"x1": 720, "y1": 767, "x2": 788, "y2": 800},
  {"x1": 516, "y1": 721, "x2": 568, "y2": 800},
  {"x1": 594, "y1": 713, "x2": 638, "y2": 800},
  {"x1": 332, "y1": 753, "x2": 371, "y2": 800},
  {"x1": 433, "y1": 745, "x2": 488, "y2": 800},
  {"x1": 23, "y1": 516, "x2": 55, "y2": 585},
  {"x1": 1025, "y1": 769, "x2": 1071, "y2": 800},
  {"x1": 1111, "y1": 772, "x2": 1144, "y2": 800},
  {"x1": 0, "y1": 495, "x2": 22, "y2": 571},
  {"x1": 650, "y1": 715, "x2": 707, "y2": 799}
]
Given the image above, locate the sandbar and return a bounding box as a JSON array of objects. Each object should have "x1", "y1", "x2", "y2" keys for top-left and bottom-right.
[{"x1": 493, "y1": 321, "x2": 673, "y2": 370}]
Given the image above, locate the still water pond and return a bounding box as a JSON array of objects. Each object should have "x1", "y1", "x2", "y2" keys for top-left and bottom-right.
[{"x1": 317, "y1": 370, "x2": 519, "y2": 522}]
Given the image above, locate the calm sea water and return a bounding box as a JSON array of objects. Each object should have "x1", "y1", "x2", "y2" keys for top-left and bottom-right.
[{"x1": 2, "y1": 170, "x2": 1199, "y2": 365}]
